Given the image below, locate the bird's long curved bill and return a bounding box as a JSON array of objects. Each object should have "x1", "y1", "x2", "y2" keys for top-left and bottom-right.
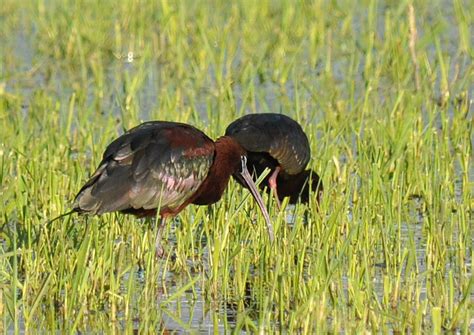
[{"x1": 239, "y1": 157, "x2": 274, "y2": 243}]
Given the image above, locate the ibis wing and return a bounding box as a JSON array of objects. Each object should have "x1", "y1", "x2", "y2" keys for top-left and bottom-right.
[{"x1": 74, "y1": 122, "x2": 215, "y2": 215}]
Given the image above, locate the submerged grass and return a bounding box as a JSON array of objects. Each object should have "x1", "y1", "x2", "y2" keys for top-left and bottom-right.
[{"x1": 0, "y1": 0, "x2": 472, "y2": 333}]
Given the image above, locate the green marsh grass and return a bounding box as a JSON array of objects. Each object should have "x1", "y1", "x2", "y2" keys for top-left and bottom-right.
[{"x1": 0, "y1": 0, "x2": 472, "y2": 333}]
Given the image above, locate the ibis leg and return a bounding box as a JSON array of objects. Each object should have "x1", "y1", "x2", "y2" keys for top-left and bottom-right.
[
  {"x1": 155, "y1": 217, "x2": 166, "y2": 258},
  {"x1": 268, "y1": 166, "x2": 281, "y2": 209}
]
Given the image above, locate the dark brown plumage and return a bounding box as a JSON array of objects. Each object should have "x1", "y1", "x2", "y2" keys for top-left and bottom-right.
[
  {"x1": 73, "y1": 121, "x2": 274, "y2": 254},
  {"x1": 225, "y1": 113, "x2": 323, "y2": 206}
]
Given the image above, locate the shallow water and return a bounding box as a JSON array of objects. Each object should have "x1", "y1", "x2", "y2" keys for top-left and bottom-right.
[{"x1": 2, "y1": 1, "x2": 472, "y2": 333}]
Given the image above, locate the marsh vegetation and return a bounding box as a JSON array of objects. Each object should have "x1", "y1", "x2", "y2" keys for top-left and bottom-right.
[{"x1": 0, "y1": 0, "x2": 472, "y2": 333}]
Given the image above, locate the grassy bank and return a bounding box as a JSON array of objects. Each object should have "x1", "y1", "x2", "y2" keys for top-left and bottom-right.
[{"x1": 0, "y1": 0, "x2": 472, "y2": 332}]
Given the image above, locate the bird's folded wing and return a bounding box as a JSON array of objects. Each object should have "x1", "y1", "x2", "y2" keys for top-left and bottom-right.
[{"x1": 74, "y1": 122, "x2": 214, "y2": 214}]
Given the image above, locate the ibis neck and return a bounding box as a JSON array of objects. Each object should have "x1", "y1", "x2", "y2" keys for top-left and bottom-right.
[{"x1": 192, "y1": 136, "x2": 244, "y2": 205}]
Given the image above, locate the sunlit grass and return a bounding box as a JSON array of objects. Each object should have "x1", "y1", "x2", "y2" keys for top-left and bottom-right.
[{"x1": 0, "y1": 0, "x2": 472, "y2": 333}]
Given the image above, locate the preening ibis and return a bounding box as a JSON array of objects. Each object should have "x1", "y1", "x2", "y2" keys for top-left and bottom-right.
[
  {"x1": 73, "y1": 121, "x2": 274, "y2": 255},
  {"x1": 225, "y1": 113, "x2": 323, "y2": 207}
]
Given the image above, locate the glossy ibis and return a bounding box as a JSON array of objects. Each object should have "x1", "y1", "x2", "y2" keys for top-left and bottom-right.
[
  {"x1": 225, "y1": 113, "x2": 323, "y2": 207},
  {"x1": 73, "y1": 121, "x2": 274, "y2": 255}
]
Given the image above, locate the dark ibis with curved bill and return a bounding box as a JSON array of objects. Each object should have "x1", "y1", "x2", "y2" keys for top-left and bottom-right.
[
  {"x1": 225, "y1": 113, "x2": 323, "y2": 207},
  {"x1": 73, "y1": 121, "x2": 274, "y2": 254}
]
